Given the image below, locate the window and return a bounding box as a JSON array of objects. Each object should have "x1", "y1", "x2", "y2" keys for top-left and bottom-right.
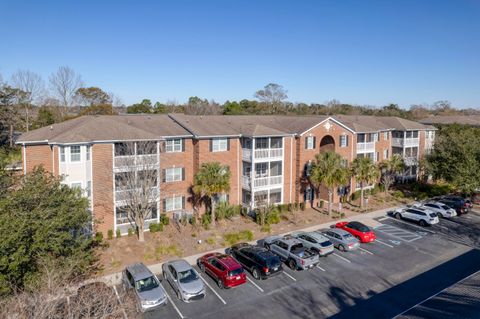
[
  {"x1": 165, "y1": 139, "x2": 182, "y2": 153},
  {"x1": 412, "y1": 131, "x2": 419, "y2": 138},
  {"x1": 164, "y1": 196, "x2": 184, "y2": 212},
  {"x1": 269, "y1": 189, "x2": 281, "y2": 204},
  {"x1": 372, "y1": 133, "x2": 378, "y2": 142},
  {"x1": 406, "y1": 131, "x2": 412, "y2": 138},
  {"x1": 211, "y1": 138, "x2": 228, "y2": 152},
  {"x1": 384, "y1": 131, "x2": 389, "y2": 140},
  {"x1": 70, "y1": 146, "x2": 81, "y2": 162},
  {"x1": 255, "y1": 138, "x2": 268, "y2": 149},
  {"x1": 115, "y1": 142, "x2": 135, "y2": 156},
  {"x1": 305, "y1": 136, "x2": 315, "y2": 149},
  {"x1": 241, "y1": 138, "x2": 252, "y2": 149},
  {"x1": 254, "y1": 190, "x2": 268, "y2": 206},
  {"x1": 218, "y1": 193, "x2": 229, "y2": 203},
  {"x1": 116, "y1": 206, "x2": 130, "y2": 225},
  {"x1": 270, "y1": 137, "x2": 283, "y2": 148},
  {"x1": 137, "y1": 141, "x2": 157, "y2": 155},
  {"x1": 270, "y1": 161, "x2": 282, "y2": 176},
  {"x1": 255, "y1": 163, "x2": 268, "y2": 178},
  {"x1": 165, "y1": 167, "x2": 183, "y2": 182},
  {"x1": 383, "y1": 149, "x2": 389, "y2": 160},
  {"x1": 357, "y1": 134, "x2": 366, "y2": 143},
  {"x1": 60, "y1": 147, "x2": 65, "y2": 162},
  {"x1": 70, "y1": 182, "x2": 82, "y2": 190},
  {"x1": 86, "y1": 146, "x2": 91, "y2": 161},
  {"x1": 340, "y1": 135, "x2": 348, "y2": 147},
  {"x1": 86, "y1": 181, "x2": 92, "y2": 198}
]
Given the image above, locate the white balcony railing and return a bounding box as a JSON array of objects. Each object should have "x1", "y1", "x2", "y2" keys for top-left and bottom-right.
[
  {"x1": 115, "y1": 187, "x2": 159, "y2": 202},
  {"x1": 392, "y1": 137, "x2": 419, "y2": 148},
  {"x1": 253, "y1": 175, "x2": 283, "y2": 188},
  {"x1": 242, "y1": 148, "x2": 252, "y2": 161},
  {"x1": 254, "y1": 148, "x2": 283, "y2": 159},
  {"x1": 242, "y1": 176, "x2": 251, "y2": 190},
  {"x1": 114, "y1": 154, "x2": 158, "y2": 168},
  {"x1": 356, "y1": 142, "x2": 375, "y2": 153}
]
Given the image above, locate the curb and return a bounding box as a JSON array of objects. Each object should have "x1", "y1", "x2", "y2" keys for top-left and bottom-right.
[{"x1": 100, "y1": 206, "x2": 396, "y2": 286}]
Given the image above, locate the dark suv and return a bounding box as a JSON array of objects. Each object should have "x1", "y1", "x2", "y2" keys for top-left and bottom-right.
[
  {"x1": 228, "y1": 243, "x2": 283, "y2": 280},
  {"x1": 439, "y1": 197, "x2": 470, "y2": 215}
]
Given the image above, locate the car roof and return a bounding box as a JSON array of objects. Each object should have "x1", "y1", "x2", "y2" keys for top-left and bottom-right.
[
  {"x1": 217, "y1": 254, "x2": 241, "y2": 270},
  {"x1": 280, "y1": 236, "x2": 302, "y2": 245},
  {"x1": 346, "y1": 221, "x2": 366, "y2": 227},
  {"x1": 303, "y1": 231, "x2": 328, "y2": 241},
  {"x1": 327, "y1": 228, "x2": 350, "y2": 236},
  {"x1": 167, "y1": 259, "x2": 192, "y2": 272},
  {"x1": 126, "y1": 263, "x2": 153, "y2": 280}
]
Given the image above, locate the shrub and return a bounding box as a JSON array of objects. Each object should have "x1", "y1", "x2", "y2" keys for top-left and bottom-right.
[
  {"x1": 190, "y1": 215, "x2": 197, "y2": 226},
  {"x1": 393, "y1": 190, "x2": 404, "y2": 199},
  {"x1": 287, "y1": 203, "x2": 293, "y2": 212},
  {"x1": 241, "y1": 206, "x2": 249, "y2": 217},
  {"x1": 417, "y1": 192, "x2": 429, "y2": 200},
  {"x1": 201, "y1": 213, "x2": 211, "y2": 230},
  {"x1": 206, "y1": 237, "x2": 216, "y2": 245},
  {"x1": 149, "y1": 222, "x2": 163, "y2": 233},
  {"x1": 107, "y1": 229, "x2": 114, "y2": 240},
  {"x1": 155, "y1": 244, "x2": 182, "y2": 259},
  {"x1": 127, "y1": 228, "x2": 134, "y2": 237},
  {"x1": 215, "y1": 202, "x2": 240, "y2": 220},
  {"x1": 319, "y1": 200, "x2": 324, "y2": 208},
  {"x1": 300, "y1": 202, "x2": 306, "y2": 211},
  {"x1": 267, "y1": 209, "x2": 281, "y2": 225},
  {"x1": 260, "y1": 225, "x2": 271, "y2": 233},
  {"x1": 160, "y1": 214, "x2": 170, "y2": 226},
  {"x1": 95, "y1": 232, "x2": 104, "y2": 242},
  {"x1": 116, "y1": 229, "x2": 121, "y2": 238},
  {"x1": 351, "y1": 190, "x2": 361, "y2": 201},
  {"x1": 223, "y1": 232, "x2": 241, "y2": 246},
  {"x1": 294, "y1": 202, "x2": 299, "y2": 211},
  {"x1": 239, "y1": 230, "x2": 254, "y2": 241}
]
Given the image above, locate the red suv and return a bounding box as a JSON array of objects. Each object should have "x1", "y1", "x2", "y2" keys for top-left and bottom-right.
[{"x1": 198, "y1": 252, "x2": 246, "y2": 289}]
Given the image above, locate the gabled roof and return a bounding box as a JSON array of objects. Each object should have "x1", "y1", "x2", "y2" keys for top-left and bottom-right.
[
  {"x1": 17, "y1": 115, "x2": 192, "y2": 144},
  {"x1": 419, "y1": 115, "x2": 480, "y2": 127}
]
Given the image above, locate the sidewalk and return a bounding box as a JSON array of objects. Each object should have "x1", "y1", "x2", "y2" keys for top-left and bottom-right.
[{"x1": 101, "y1": 205, "x2": 396, "y2": 286}]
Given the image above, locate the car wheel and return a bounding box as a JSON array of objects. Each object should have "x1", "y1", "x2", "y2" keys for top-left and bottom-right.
[
  {"x1": 395, "y1": 213, "x2": 402, "y2": 220},
  {"x1": 217, "y1": 278, "x2": 224, "y2": 289},
  {"x1": 252, "y1": 267, "x2": 260, "y2": 280},
  {"x1": 288, "y1": 259, "x2": 297, "y2": 270},
  {"x1": 419, "y1": 220, "x2": 427, "y2": 227},
  {"x1": 338, "y1": 245, "x2": 346, "y2": 252},
  {"x1": 437, "y1": 213, "x2": 443, "y2": 218}
]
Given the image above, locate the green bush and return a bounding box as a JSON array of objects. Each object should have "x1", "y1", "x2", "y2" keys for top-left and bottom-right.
[
  {"x1": 239, "y1": 230, "x2": 254, "y2": 241},
  {"x1": 417, "y1": 192, "x2": 429, "y2": 200},
  {"x1": 160, "y1": 213, "x2": 170, "y2": 225},
  {"x1": 260, "y1": 225, "x2": 271, "y2": 233},
  {"x1": 116, "y1": 229, "x2": 121, "y2": 238},
  {"x1": 300, "y1": 202, "x2": 306, "y2": 211},
  {"x1": 267, "y1": 209, "x2": 281, "y2": 225},
  {"x1": 127, "y1": 228, "x2": 134, "y2": 237},
  {"x1": 393, "y1": 190, "x2": 404, "y2": 199},
  {"x1": 224, "y1": 230, "x2": 254, "y2": 246},
  {"x1": 241, "y1": 206, "x2": 249, "y2": 217},
  {"x1": 351, "y1": 190, "x2": 361, "y2": 201},
  {"x1": 201, "y1": 213, "x2": 211, "y2": 230},
  {"x1": 215, "y1": 202, "x2": 240, "y2": 220},
  {"x1": 107, "y1": 229, "x2": 114, "y2": 240},
  {"x1": 95, "y1": 232, "x2": 103, "y2": 242},
  {"x1": 287, "y1": 203, "x2": 293, "y2": 212},
  {"x1": 190, "y1": 215, "x2": 197, "y2": 226},
  {"x1": 149, "y1": 222, "x2": 163, "y2": 233}
]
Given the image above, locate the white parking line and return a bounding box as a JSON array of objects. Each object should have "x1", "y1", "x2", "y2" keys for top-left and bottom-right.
[
  {"x1": 198, "y1": 274, "x2": 227, "y2": 305},
  {"x1": 386, "y1": 216, "x2": 436, "y2": 234},
  {"x1": 358, "y1": 247, "x2": 374, "y2": 255},
  {"x1": 112, "y1": 286, "x2": 128, "y2": 319},
  {"x1": 316, "y1": 265, "x2": 326, "y2": 271},
  {"x1": 375, "y1": 239, "x2": 394, "y2": 248},
  {"x1": 246, "y1": 277, "x2": 264, "y2": 292},
  {"x1": 282, "y1": 271, "x2": 297, "y2": 281},
  {"x1": 392, "y1": 270, "x2": 480, "y2": 318},
  {"x1": 163, "y1": 289, "x2": 185, "y2": 319},
  {"x1": 378, "y1": 217, "x2": 389, "y2": 221},
  {"x1": 332, "y1": 253, "x2": 352, "y2": 263}
]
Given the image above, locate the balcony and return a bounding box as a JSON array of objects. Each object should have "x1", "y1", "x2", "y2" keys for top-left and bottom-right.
[
  {"x1": 356, "y1": 142, "x2": 375, "y2": 153},
  {"x1": 242, "y1": 176, "x2": 251, "y2": 190},
  {"x1": 403, "y1": 156, "x2": 418, "y2": 166},
  {"x1": 253, "y1": 175, "x2": 283, "y2": 188},
  {"x1": 115, "y1": 187, "x2": 159, "y2": 203},
  {"x1": 114, "y1": 154, "x2": 158, "y2": 169},
  {"x1": 392, "y1": 137, "x2": 419, "y2": 148},
  {"x1": 242, "y1": 148, "x2": 252, "y2": 161}
]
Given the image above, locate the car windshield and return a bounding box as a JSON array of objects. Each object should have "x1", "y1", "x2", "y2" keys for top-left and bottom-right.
[
  {"x1": 343, "y1": 233, "x2": 353, "y2": 240},
  {"x1": 441, "y1": 205, "x2": 451, "y2": 210},
  {"x1": 320, "y1": 240, "x2": 332, "y2": 247},
  {"x1": 357, "y1": 225, "x2": 370, "y2": 232},
  {"x1": 429, "y1": 213, "x2": 437, "y2": 218},
  {"x1": 228, "y1": 268, "x2": 244, "y2": 277},
  {"x1": 265, "y1": 256, "x2": 281, "y2": 268},
  {"x1": 135, "y1": 276, "x2": 159, "y2": 292},
  {"x1": 178, "y1": 269, "x2": 198, "y2": 283}
]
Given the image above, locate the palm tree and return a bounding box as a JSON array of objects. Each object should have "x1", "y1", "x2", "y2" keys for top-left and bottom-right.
[
  {"x1": 379, "y1": 154, "x2": 404, "y2": 194},
  {"x1": 310, "y1": 151, "x2": 350, "y2": 215},
  {"x1": 351, "y1": 157, "x2": 380, "y2": 208},
  {"x1": 193, "y1": 162, "x2": 231, "y2": 227}
]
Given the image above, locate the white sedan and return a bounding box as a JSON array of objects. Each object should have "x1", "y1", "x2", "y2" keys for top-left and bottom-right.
[{"x1": 422, "y1": 202, "x2": 457, "y2": 218}]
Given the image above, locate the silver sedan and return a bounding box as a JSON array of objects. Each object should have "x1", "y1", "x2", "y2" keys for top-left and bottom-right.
[
  {"x1": 322, "y1": 228, "x2": 360, "y2": 252},
  {"x1": 291, "y1": 231, "x2": 334, "y2": 256},
  {"x1": 162, "y1": 259, "x2": 206, "y2": 302}
]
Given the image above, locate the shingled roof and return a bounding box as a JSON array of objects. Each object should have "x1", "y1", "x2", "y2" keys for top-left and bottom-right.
[{"x1": 419, "y1": 115, "x2": 480, "y2": 127}]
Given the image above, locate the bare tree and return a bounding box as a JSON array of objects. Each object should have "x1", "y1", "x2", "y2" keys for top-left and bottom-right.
[
  {"x1": 11, "y1": 70, "x2": 45, "y2": 132},
  {"x1": 254, "y1": 83, "x2": 288, "y2": 114},
  {"x1": 183, "y1": 96, "x2": 221, "y2": 115},
  {"x1": 49, "y1": 66, "x2": 83, "y2": 116},
  {"x1": 115, "y1": 141, "x2": 159, "y2": 241}
]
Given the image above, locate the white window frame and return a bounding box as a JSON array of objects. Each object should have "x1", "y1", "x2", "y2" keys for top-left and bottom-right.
[
  {"x1": 306, "y1": 136, "x2": 314, "y2": 150},
  {"x1": 70, "y1": 145, "x2": 81, "y2": 162},
  {"x1": 384, "y1": 131, "x2": 389, "y2": 140},
  {"x1": 165, "y1": 167, "x2": 182, "y2": 182},
  {"x1": 165, "y1": 196, "x2": 183, "y2": 212},
  {"x1": 70, "y1": 182, "x2": 82, "y2": 190},
  {"x1": 373, "y1": 133, "x2": 378, "y2": 142},
  {"x1": 383, "y1": 149, "x2": 389, "y2": 160},
  {"x1": 86, "y1": 145, "x2": 91, "y2": 161},
  {"x1": 340, "y1": 135, "x2": 348, "y2": 147},
  {"x1": 212, "y1": 138, "x2": 228, "y2": 152},
  {"x1": 86, "y1": 181, "x2": 92, "y2": 197},
  {"x1": 60, "y1": 147, "x2": 66, "y2": 163},
  {"x1": 165, "y1": 139, "x2": 182, "y2": 153}
]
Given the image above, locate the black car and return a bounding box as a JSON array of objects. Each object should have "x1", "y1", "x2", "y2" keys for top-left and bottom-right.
[
  {"x1": 439, "y1": 198, "x2": 469, "y2": 215},
  {"x1": 228, "y1": 243, "x2": 283, "y2": 280}
]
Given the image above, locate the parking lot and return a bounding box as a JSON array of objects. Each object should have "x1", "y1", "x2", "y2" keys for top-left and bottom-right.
[{"x1": 137, "y1": 210, "x2": 480, "y2": 319}]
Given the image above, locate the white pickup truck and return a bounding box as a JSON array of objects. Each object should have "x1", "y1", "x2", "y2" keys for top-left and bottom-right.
[{"x1": 263, "y1": 235, "x2": 319, "y2": 270}]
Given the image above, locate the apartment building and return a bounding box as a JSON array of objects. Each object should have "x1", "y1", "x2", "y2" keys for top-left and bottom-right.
[{"x1": 17, "y1": 114, "x2": 435, "y2": 235}]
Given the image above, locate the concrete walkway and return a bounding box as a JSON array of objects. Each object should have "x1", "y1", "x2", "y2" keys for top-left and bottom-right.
[{"x1": 101, "y1": 205, "x2": 397, "y2": 286}]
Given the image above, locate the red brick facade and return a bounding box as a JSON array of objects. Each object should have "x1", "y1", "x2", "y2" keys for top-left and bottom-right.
[{"x1": 92, "y1": 144, "x2": 114, "y2": 235}]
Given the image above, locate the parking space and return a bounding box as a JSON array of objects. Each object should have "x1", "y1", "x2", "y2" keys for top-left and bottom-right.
[{"x1": 141, "y1": 210, "x2": 480, "y2": 319}]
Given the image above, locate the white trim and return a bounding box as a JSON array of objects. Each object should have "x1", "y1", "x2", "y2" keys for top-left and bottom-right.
[
  {"x1": 289, "y1": 136, "x2": 293, "y2": 203},
  {"x1": 237, "y1": 139, "x2": 240, "y2": 204},
  {"x1": 112, "y1": 144, "x2": 117, "y2": 233},
  {"x1": 300, "y1": 117, "x2": 356, "y2": 136},
  {"x1": 22, "y1": 144, "x2": 26, "y2": 175},
  {"x1": 90, "y1": 145, "x2": 94, "y2": 230}
]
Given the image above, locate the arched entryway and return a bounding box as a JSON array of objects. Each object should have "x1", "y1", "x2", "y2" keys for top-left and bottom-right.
[{"x1": 319, "y1": 135, "x2": 335, "y2": 152}]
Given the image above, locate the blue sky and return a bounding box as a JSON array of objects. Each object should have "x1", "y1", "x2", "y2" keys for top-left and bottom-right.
[{"x1": 1, "y1": 0, "x2": 479, "y2": 108}]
